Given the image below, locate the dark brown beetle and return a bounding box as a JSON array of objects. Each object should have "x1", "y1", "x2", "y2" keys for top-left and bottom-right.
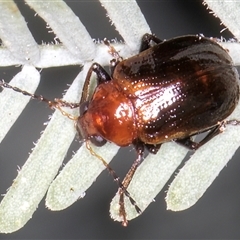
[
  {"x1": 1, "y1": 34, "x2": 239, "y2": 226},
  {"x1": 77, "y1": 34, "x2": 240, "y2": 225},
  {"x1": 78, "y1": 34, "x2": 239, "y2": 150}
]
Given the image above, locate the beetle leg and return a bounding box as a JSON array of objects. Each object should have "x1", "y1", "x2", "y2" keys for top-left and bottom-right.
[
  {"x1": 175, "y1": 137, "x2": 199, "y2": 150},
  {"x1": 176, "y1": 123, "x2": 225, "y2": 150},
  {"x1": 145, "y1": 143, "x2": 162, "y2": 154},
  {"x1": 119, "y1": 141, "x2": 144, "y2": 226},
  {"x1": 104, "y1": 38, "x2": 123, "y2": 63},
  {"x1": 103, "y1": 39, "x2": 123, "y2": 74},
  {"x1": 80, "y1": 63, "x2": 111, "y2": 105},
  {"x1": 226, "y1": 119, "x2": 240, "y2": 126},
  {"x1": 90, "y1": 63, "x2": 112, "y2": 85},
  {"x1": 140, "y1": 33, "x2": 163, "y2": 52}
]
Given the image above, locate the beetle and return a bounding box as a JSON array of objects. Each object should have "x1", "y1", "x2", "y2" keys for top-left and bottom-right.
[
  {"x1": 76, "y1": 33, "x2": 240, "y2": 225},
  {"x1": 78, "y1": 34, "x2": 239, "y2": 149},
  {"x1": 1, "y1": 34, "x2": 239, "y2": 226}
]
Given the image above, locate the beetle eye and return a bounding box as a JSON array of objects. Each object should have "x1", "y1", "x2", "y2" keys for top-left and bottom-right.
[
  {"x1": 90, "y1": 135, "x2": 107, "y2": 146},
  {"x1": 79, "y1": 101, "x2": 89, "y2": 116}
]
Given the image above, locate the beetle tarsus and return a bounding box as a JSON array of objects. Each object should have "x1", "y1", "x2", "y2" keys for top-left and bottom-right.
[
  {"x1": 140, "y1": 33, "x2": 163, "y2": 52},
  {"x1": 226, "y1": 119, "x2": 240, "y2": 126}
]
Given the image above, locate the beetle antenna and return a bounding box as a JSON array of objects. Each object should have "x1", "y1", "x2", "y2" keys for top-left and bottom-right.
[
  {"x1": 1, "y1": 79, "x2": 54, "y2": 106},
  {"x1": 0, "y1": 80, "x2": 79, "y2": 120},
  {"x1": 85, "y1": 141, "x2": 142, "y2": 225}
]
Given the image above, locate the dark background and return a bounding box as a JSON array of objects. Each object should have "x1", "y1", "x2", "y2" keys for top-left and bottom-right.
[{"x1": 1, "y1": 0, "x2": 240, "y2": 239}]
